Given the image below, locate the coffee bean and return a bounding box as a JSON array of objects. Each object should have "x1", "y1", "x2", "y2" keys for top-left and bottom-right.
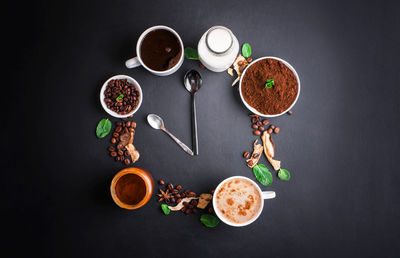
[
  {"x1": 126, "y1": 121, "x2": 131, "y2": 127},
  {"x1": 192, "y1": 200, "x2": 198, "y2": 206},
  {"x1": 110, "y1": 151, "x2": 117, "y2": 157},
  {"x1": 111, "y1": 138, "x2": 116, "y2": 144},
  {"x1": 238, "y1": 60, "x2": 243, "y2": 66},
  {"x1": 125, "y1": 151, "x2": 130, "y2": 157},
  {"x1": 257, "y1": 121, "x2": 262, "y2": 127},
  {"x1": 180, "y1": 193, "x2": 186, "y2": 198},
  {"x1": 274, "y1": 127, "x2": 280, "y2": 134},
  {"x1": 287, "y1": 110, "x2": 293, "y2": 115},
  {"x1": 183, "y1": 202, "x2": 189, "y2": 207},
  {"x1": 112, "y1": 132, "x2": 119, "y2": 138},
  {"x1": 124, "y1": 159, "x2": 130, "y2": 165},
  {"x1": 176, "y1": 185, "x2": 182, "y2": 190},
  {"x1": 172, "y1": 189, "x2": 179, "y2": 194},
  {"x1": 188, "y1": 192, "x2": 196, "y2": 197},
  {"x1": 108, "y1": 146, "x2": 115, "y2": 152},
  {"x1": 267, "y1": 128, "x2": 273, "y2": 134},
  {"x1": 129, "y1": 127, "x2": 135, "y2": 132},
  {"x1": 167, "y1": 183, "x2": 173, "y2": 190},
  {"x1": 176, "y1": 198, "x2": 182, "y2": 203},
  {"x1": 239, "y1": 65, "x2": 245, "y2": 73},
  {"x1": 181, "y1": 207, "x2": 187, "y2": 213},
  {"x1": 115, "y1": 156, "x2": 121, "y2": 161},
  {"x1": 208, "y1": 207, "x2": 214, "y2": 214},
  {"x1": 253, "y1": 130, "x2": 261, "y2": 136},
  {"x1": 253, "y1": 153, "x2": 259, "y2": 158},
  {"x1": 119, "y1": 156, "x2": 124, "y2": 161},
  {"x1": 258, "y1": 126, "x2": 265, "y2": 131},
  {"x1": 243, "y1": 152, "x2": 250, "y2": 159},
  {"x1": 117, "y1": 150, "x2": 124, "y2": 156},
  {"x1": 247, "y1": 57, "x2": 253, "y2": 63},
  {"x1": 252, "y1": 124, "x2": 258, "y2": 129},
  {"x1": 262, "y1": 119, "x2": 269, "y2": 125},
  {"x1": 115, "y1": 126, "x2": 122, "y2": 133},
  {"x1": 251, "y1": 117, "x2": 257, "y2": 123},
  {"x1": 188, "y1": 204, "x2": 194, "y2": 209},
  {"x1": 116, "y1": 122, "x2": 122, "y2": 126},
  {"x1": 158, "y1": 179, "x2": 165, "y2": 185},
  {"x1": 131, "y1": 122, "x2": 136, "y2": 128},
  {"x1": 170, "y1": 198, "x2": 176, "y2": 203},
  {"x1": 175, "y1": 194, "x2": 181, "y2": 198},
  {"x1": 270, "y1": 125, "x2": 276, "y2": 130}
]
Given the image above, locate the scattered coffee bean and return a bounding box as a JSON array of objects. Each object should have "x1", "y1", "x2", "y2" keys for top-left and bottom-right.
[
  {"x1": 258, "y1": 126, "x2": 265, "y2": 131},
  {"x1": 267, "y1": 128, "x2": 273, "y2": 134},
  {"x1": 176, "y1": 198, "x2": 182, "y2": 204},
  {"x1": 115, "y1": 156, "x2": 121, "y2": 161},
  {"x1": 247, "y1": 57, "x2": 253, "y2": 63},
  {"x1": 243, "y1": 151, "x2": 250, "y2": 158},
  {"x1": 112, "y1": 132, "x2": 119, "y2": 138},
  {"x1": 124, "y1": 159, "x2": 130, "y2": 165},
  {"x1": 115, "y1": 126, "x2": 122, "y2": 133},
  {"x1": 253, "y1": 130, "x2": 261, "y2": 136},
  {"x1": 270, "y1": 125, "x2": 276, "y2": 130},
  {"x1": 167, "y1": 183, "x2": 173, "y2": 190},
  {"x1": 170, "y1": 198, "x2": 176, "y2": 203},
  {"x1": 111, "y1": 138, "x2": 116, "y2": 144},
  {"x1": 124, "y1": 151, "x2": 130, "y2": 157},
  {"x1": 183, "y1": 201, "x2": 189, "y2": 207},
  {"x1": 110, "y1": 151, "x2": 117, "y2": 157},
  {"x1": 262, "y1": 119, "x2": 269, "y2": 125},
  {"x1": 176, "y1": 185, "x2": 182, "y2": 190},
  {"x1": 238, "y1": 60, "x2": 243, "y2": 66},
  {"x1": 131, "y1": 122, "x2": 137, "y2": 128},
  {"x1": 126, "y1": 121, "x2": 131, "y2": 127},
  {"x1": 116, "y1": 122, "x2": 122, "y2": 126},
  {"x1": 208, "y1": 207, "x2": 214, "y2": 214},
  {"x1": 251, "y1": 117, "x2": 257, "y2": 124},
  {"x1": 117, "y1": 150, "x2": 124, "y2": 156},
  {"x1": 172, "y1": 189, "x2": 179, "y2": 194},
  {"x1": 274, "y1": 127, "x2": 280, "y2": 134},
  {"x1": 108, "y1": 146, "x2": 115, "y2": 152},
  {"x1": 158, "y1": 179, "x2": 165, "y2": 185},
  {"x1": 287, "y1": 110, "x2": 293, "y2": 115},
  {"x1": 253, "y1": 153, "x2": 259, "y2": 158}
]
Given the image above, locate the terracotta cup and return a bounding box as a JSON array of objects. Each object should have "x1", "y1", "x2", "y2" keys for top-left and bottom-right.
[{"x1": 110, "y1": 167, "x2": 154, "y2": 210}]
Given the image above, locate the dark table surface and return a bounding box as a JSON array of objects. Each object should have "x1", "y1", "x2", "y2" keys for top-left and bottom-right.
[{"x1": 4, "y1": 0, "x2": 400, "y2": 257}]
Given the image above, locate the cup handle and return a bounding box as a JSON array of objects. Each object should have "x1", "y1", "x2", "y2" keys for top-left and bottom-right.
[
  {"x1": 261, "y1": 191, "x2": 276, "y2": 199},
  {"x1": 125, "y1": 57, "x2": 141, "y2": 69}
]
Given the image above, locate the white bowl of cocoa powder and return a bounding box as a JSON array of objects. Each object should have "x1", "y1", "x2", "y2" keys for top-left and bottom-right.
[{"x1": 239, "y1": 56, "x2": 300, "y2": 117}]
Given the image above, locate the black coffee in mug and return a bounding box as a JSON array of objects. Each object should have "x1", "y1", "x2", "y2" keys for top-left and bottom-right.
[{"x1": 140, "y1": 29, "x2": 182, "y2": 71}]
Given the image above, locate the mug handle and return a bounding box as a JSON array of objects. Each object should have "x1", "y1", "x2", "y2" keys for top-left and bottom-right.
[
  {"x1": 261, "y1": 191, "x2": 276, "y2": 199},
  {"x1": 125, "y1": 57, "x2": 141, "y2": 69}
]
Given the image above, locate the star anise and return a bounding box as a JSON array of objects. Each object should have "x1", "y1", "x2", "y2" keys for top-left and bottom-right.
[{"x1": 157, "y1": 189, "x2": 172, "y2": 203}]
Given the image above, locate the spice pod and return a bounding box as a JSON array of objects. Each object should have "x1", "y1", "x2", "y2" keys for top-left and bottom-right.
[{"x1": 238, "y1": 56, "x2": 300, "y2": 118}]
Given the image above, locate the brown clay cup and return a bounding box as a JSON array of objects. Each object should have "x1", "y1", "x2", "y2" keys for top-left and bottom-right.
[{"x1": 110, "y1": 167, "x2": 154, "y2": 210}]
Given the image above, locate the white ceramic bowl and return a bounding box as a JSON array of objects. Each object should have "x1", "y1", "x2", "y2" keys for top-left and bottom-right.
[
  {"x1": 239, "y1": 56, "x2": 301, "y2": 118},
  {"x1": 99, "y1": 75, "x2": 143, "y2": 118}
]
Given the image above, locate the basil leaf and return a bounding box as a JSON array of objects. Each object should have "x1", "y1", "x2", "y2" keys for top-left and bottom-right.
[
  {"x1": 253, "y1": 164, "x2": 273, "y2": 186},
  {"x1": 278, "y1": 169, "x2": 291, "y2": 181},
  {"x1": 184, "y1": 47, "x2": 199, "y2": 60},
  {"x1": 116, "y1": 94, "x2": 124, "y2": 101},
  {"x1": 96, "y1": 118, "x2": 112, "y2": 138},
  {"x1": 200, "y1": 214, "x2": 219, "y2": 227},
  {"x1": 265, "y1": 79, "x2": 274, "y2": 88},
  {"x1": 242, "y1": 43, "x2": 252, "y2": 58},
  {"x1": 161, "y1": 204, "x2": 170, "y2": 215}
]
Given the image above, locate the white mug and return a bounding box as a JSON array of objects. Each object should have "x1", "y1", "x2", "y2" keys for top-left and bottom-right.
[
  {"x1": 125, "y1": 25, "x2": 184, "y2": 76},
  {"x1": 212, "y1": 176, "x2": 276, "y2": 227}
]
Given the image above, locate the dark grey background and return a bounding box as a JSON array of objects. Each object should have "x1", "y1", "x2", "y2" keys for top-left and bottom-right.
[{"x1": 4, "y1": 0, "x2": 400, "y2": 257}]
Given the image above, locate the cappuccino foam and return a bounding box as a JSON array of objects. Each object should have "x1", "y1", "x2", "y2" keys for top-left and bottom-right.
[{"x1": 215, "y1": 178, "x2": 262, "y2": 224}]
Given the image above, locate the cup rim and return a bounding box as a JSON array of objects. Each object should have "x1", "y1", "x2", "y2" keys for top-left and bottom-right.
[
  {"x1": 135, "y1": 25, "x2": 184, "y2": 74},
  {"x1": 238, "y1": 56, "x2": 301, "y2": 118},
  {"x1": 110, "y1": 167, "x2": 153, "y2": 210},
  {"x1": 212, "y1": 176, "x2": 264, "y2": 227},
  {"x1": 99, "y1": 74, "x2": 143, "y2": 118}
]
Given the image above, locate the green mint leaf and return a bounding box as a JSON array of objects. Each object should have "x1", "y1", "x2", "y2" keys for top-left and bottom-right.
[
  {"x1": 265, "y1": 79, "x2": 274, "y2": 88},
  {"x1": 242, "y1": 43, "x2": 252, "y2": 58},
  {"x1": 161, "y1": 204, "x2": 171, "y2": 215},
  {"x1": 200, "y1": 214, "x2": 219, "y2": 228},
  {"x1": 96, "y1": 118, "x2": 112, "y2": 138},
  {"x1": 116, "y1": 94, "x2": 124, "y2": 101},
  {"x1": 253, "y1": 164, "x2": 273, "y2": 186},
  {"x1": 184, "y1": 47, "x2": 199, "y2": 60},
  {"x1": 278, "y1": 169, "x2": 291, "y2": 181}
]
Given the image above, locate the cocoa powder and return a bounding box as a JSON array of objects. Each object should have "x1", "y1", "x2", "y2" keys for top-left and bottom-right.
[{"x1": 241, "y1": 58, "x2": 298, "y2": 115}]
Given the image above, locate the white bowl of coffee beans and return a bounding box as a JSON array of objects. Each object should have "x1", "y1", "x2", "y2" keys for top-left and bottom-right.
[{"x1": 100, "y1": 75, "x2": 143, "y2": 118}]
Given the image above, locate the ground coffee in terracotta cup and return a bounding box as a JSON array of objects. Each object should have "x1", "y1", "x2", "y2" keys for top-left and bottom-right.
[{"x1": 110, "y1": 167, "x2": 154, "y2": 210}]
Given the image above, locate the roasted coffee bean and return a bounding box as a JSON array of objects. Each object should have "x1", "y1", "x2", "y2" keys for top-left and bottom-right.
[
  {"x1": 124, "y1": 159, "x2": 131, "y2": 165},
  {"x1": 252, "y1": 124, "x2": 258, "y2": 129},
  {"x1": 111, "y1": 138, "x2": 116, "y2": 144},
  {"x1": 129, "y1": 127, "x2": 135, "y2": 132},
  {"x1": 287, "y1": 110, "x2": 293, "y2": 115},
  {"x1": 125, "y1": 151, "x2": 130, "y2": 157},
  {"x1": 108, "y1": 146, "x2": 115, "y2": 152},
  {"x1": 270, "y1": 125, "x2": 276, "y2": 130},
  {"x1": 274, "y1": 127, "x2": 280, "y2": 134},
  {"x1": 238, "y1": 60, "x2": 243, "y2": 66},
  {"x1": 180, "y1": 193, "x2": 186, "y2": 198},
  {"x1": 243, "y1": 152, "x2": 250, "y2": 159},
  {"x1": 131, "y1": 122, "x2": 137, "y2": 128},
  {"x1": 172, "y1": 189, "x2": 179, "y2": 194},
  {"x1": 258, "y1": 126, "x2": 265, "y2": 131},
  {"x1": 184, "y1": 189, "x2": 190, "y2": 194},
  {"x1": 188, "y1": 204, "x2": 194, "y2": 209},
  {"x1": 253, "y1": 153, "x2": 259, "y2": 158},
  {"x1": 176, "y1": 198, "x2": 182, "y2": 204},
  {"x1": 181, "y1": 207, "x2": 187, "y2": 213},
  {"x1": 110, "y1": 151, "x2": 117, "y2": 157},
  {"x1": 253, "y1": 130, "x2": 261, "y2": 136},
  {"x1": 188, "y1": 192, "x2": 196, "y2": 197},
  {"x1": 191, "y1": 200, "x2": 198, "y2": 206},
  {"x1": 257, "y1": 121, "x2": 262, "y2": 127},
  {"x1": 247, "y1": 57, "x2": 253, "y2": 63},
  {"x1": 239, "y1": 65, "x2": 245, "y2": 73},
  {"x1": 175, "y1": 194, "x2": 181, "y2": 198},
  {"x1": 115, "y1": 126, "x2": 122, "y2": 133},
  {"x1": 262, "y1": 119, "x2": 269, "y2": 125},
  {"x1": 117, "y1": 150, "x2": 124, "y2": 156},
  {"x1": 175, "y1": 185, "x2": 182, "y2": 190},
  {"x1": 119, "y1": 156, "x2": 124, "y2": 161},
  {"x1": 116, "y1": 122, "x2": 122, "y2": 126},
  {"x1": 167, "y1": 183, "x2": 173, "y2": 190},
  {"x1": 208, "y1": 207, "x2": 214, "y2": 214},
  {"x1": 112, "y1": 132, "x2": 119, "y2": 138},
  {"x1": 128, "y1": 114, "x2": 134, "y2": 118},
  {"x1": 115, "y1": 156, "x2": 121, "y2": 161},
  {"x1": 183, "y1": 201, "x2": 189, "y2": 207},
  {"x1": 170, "y1": 198, "x2": 176, "y2": 203},
  {"x1": 126, "y1": 121, "x2": 131, "y2": 127},
  {"x1": 251, "y1": 117, "x2": 257, "y2": 124},
  {"x1": 158, "y1": 179, "x2": 165, "y2": 185},
  {"x1": 267, "y1": 128, "x2": 273, "y2": 134}
]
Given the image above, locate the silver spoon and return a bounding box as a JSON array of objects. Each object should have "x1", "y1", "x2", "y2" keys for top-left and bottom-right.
[
  {"x1": 184, "y1": 70, "x2": 202, "y2": 155},
  {"x1": 147, "y1": 114, "x2": 194, "y2": 156}
]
